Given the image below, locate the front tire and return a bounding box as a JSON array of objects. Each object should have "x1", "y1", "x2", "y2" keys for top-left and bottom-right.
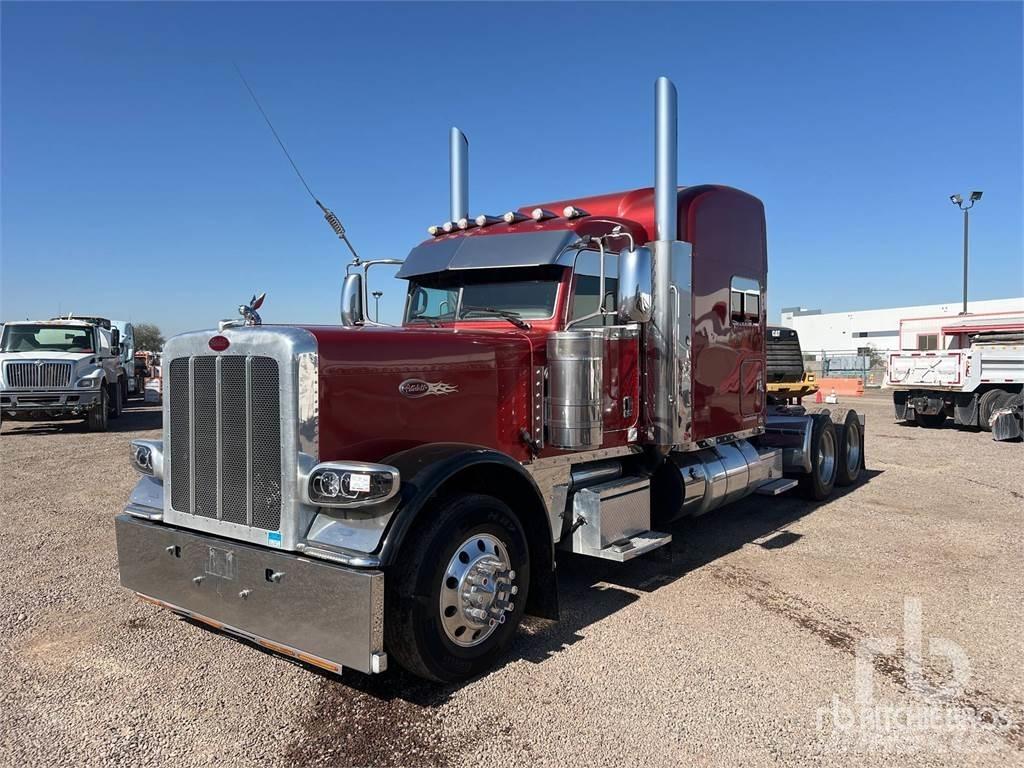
[
  {"x1": 385, "y1": 493, "x2": 529, "y2": 682},
  {"x1": 87, "y1": 387, "x2": 109, "y2": 432}
]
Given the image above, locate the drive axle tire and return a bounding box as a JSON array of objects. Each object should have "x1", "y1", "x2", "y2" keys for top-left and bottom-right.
[
  {"x1": 109, "y1": 380, "x2": 124, "y2": 419},
  {"x1": 834, "y1": 409, "x2": 863, "y2": 487},
  {"x1": 915, "y1": 411, "x2": 946, "y2": 428},
  {"x1": 385, "y1": 493, "x2": 529, "y2": 683},
  {"x1": 978, "y1": 389, "x2": 1007, "y2": 432},
  {"x1": 87, "y1": 388, "x2": 109, "y2": 432},
  {"x1": 799, "y1": 415, "x2": 838, "y2": 501}
]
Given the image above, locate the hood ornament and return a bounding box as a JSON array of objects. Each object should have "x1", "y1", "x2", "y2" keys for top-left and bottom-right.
[{"x1": 238, "y1": 292, "x2": 266, "y2": 327}]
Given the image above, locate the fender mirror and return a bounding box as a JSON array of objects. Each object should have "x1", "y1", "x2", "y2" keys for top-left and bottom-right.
[
  {"x1": 616, "y1": 246, "x2": 653, "y2": 323},
  {"x1": 340, "y1": 273, "x2": 365, "y2": 326}
]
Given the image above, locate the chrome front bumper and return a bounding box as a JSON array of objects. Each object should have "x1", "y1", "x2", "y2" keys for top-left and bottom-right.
[{"x1": 115, "y1": 514, "x2": 387, "y2": 674}]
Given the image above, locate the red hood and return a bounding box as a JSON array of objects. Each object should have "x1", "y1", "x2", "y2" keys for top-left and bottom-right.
[{"x1": 301, "y1": 326, "x2": 535, "y2": 463}]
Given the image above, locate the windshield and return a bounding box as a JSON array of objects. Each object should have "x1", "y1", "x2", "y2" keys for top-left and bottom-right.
[
  {"x1": 405, "y1": 267, "x2": 561, "y2": 324},
  {"x1": 1, "y1": 324, "x2": 95, "y2": 353}
]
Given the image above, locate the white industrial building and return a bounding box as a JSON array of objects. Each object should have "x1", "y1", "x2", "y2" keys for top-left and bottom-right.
[{"x1": 779, "y1": 297, "x2": 1024, "y2": 358}]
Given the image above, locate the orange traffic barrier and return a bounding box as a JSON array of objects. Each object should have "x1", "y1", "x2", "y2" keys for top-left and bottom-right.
[{"x1": 815, "y1": 378, "x2": 864, "y2": 397}]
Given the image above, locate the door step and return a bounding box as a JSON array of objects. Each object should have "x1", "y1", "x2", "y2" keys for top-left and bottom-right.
[
  {"x1": 581, "y1": 531, "x2": 672, "y2": 562},
  {"x1": 755, "y1": 478, "x2": 799, "y2": 496}
]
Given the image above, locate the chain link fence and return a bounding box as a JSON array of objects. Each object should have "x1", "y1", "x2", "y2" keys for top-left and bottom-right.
[{"x1": 803, "y1": 348, "x2": 889, "y2": 388}]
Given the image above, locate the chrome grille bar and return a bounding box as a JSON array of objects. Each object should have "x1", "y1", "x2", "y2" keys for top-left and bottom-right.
[
  {"x1": 4, "y1": 361, "x2": 73, "y2": 388},
  {"x1": 167, "y1": 354, "x2": 281, "y2": 532}
]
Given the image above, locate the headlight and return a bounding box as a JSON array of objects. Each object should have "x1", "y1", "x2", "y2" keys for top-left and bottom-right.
[
  {"x1": 130, "y1": 439, "x2": 164, "y2": 479},
  {"x1": 76, "y1": 372, "x2": 102, "y2": 388},
  {"x1": 303, "y1": 461, "x2": 399, "y2": 508}
]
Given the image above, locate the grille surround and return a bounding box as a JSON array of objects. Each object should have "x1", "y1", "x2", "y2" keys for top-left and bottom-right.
[
  {"x1": 161, "y1": 327, "x2": 318, "y2": 550},
  {"x1": 4, "y1": 361, "x2": 74, "y2": 389}
]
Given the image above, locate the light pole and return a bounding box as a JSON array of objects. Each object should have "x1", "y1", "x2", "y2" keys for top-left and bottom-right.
[
  {"x1": 372, "y1": 290, "x2": 383, "y2": 322},
  {"x1": 949, "y1": 190, "x2": 983, "y2": 315}
]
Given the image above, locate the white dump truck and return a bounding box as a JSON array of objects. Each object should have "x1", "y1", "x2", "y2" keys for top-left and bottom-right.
[
  {"x1": 886, "y1": 312, "x2": 1023, "y2": 438},
  {"x1": 0, "y1": 317, "x2": 128, "y2": 430}
]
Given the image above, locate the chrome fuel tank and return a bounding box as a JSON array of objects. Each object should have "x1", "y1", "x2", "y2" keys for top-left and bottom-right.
[{"x1": 546, "y1": 331, "x2": 604, "y2": 450}]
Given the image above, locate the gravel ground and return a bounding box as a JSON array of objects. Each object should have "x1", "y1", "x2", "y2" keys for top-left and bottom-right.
[{"x1": 1, "y1": 391, "x2": 1021, "y2": 767}]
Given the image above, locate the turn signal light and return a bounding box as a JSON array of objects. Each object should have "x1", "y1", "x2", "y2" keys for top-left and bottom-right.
[{"x1": 129, "y1": 439, "x2": 164, "y2": 479}]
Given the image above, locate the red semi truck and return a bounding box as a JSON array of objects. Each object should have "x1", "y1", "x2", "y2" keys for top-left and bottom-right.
[{"x1": 117, "y1": 77, "x2": 864, "y2": 682}]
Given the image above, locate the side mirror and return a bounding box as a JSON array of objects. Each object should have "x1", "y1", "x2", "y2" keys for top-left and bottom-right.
[
  {"x1": 616, "y1": 246, "x2": 653, "y2": 323},
  {"x1": 340, "y1": 273, "x2": 365, "y2": 326}
]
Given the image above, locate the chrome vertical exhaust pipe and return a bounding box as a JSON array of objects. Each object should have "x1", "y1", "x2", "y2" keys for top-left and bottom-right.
[
  {"x1": 649, "y1": 75, "x2": 686, "y2": 452},
  {"x1": 654, "y1": 76, "x2": 677, "y2": 242},
  {"x1": 450, "y1": 127, "x2": 469, "y2": 223}
]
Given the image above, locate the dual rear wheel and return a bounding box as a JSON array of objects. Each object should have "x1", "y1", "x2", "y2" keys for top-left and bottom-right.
[{"x1": 800, "y1": 410, "x2": 863, "y2": 500}]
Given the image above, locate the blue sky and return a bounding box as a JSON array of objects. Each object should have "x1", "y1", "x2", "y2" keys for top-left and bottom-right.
[{"x1": 2, "y1": 2, "x2": 1021, "y2": 335}]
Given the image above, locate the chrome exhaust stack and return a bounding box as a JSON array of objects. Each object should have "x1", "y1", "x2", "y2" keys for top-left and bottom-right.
[
  {"x1": 450, "y1": 127, "x2": 469, "y2": 223},
  {"x1": 654, "y1": 77, "x2": 677, "y2": 242},
  {"x1": 647, "y1": 76, "x2": 693, "y2": 452}
]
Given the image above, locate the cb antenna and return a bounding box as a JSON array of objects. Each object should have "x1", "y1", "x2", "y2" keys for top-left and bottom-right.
[{"x1": 234, "y1": 63, "x2": 361, "y2": 265}]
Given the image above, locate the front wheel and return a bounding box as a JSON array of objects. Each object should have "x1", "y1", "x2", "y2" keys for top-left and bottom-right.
[
  {"x1": 87, "y1": 387, "x2": 109, "y2": 432},
  {"x1": 385, "y1": 493, "x2": 529, "y2": 682}
]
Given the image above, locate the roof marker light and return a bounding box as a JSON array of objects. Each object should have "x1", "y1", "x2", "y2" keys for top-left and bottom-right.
[
  {"x1": 475, "y1": 214, "x2": 501, "y2": 227},
  {"x1": 562, "y1": 205, "x2": 589, "y2": 219},
  {"x1": 457, "y1": 217, "x2": 476, "y2": 230},
  {"x1": 531, "y1": 208, "x2": 557, "y2": 221},
  {"x1": 442, "y1": 221, "x2": 456, "y2": 233},
  {"x1": 503, "y1": 211, "x2": 528, "y2": 224},
  {"x1": 427, "y1": 225, "x2": 442, "y2": 236}
]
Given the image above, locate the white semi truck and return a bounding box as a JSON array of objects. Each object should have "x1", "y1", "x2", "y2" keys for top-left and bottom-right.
[
  {"x1": 0, "y1": 317, "x2": 129, "y2": 430},
  {"x1": 886, "y1": 312, "x2": 1023, "y2": 438}
]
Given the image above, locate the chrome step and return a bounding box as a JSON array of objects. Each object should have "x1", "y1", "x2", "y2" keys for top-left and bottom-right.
[
  {"x1": 755, "y1": 478, "x2": 799, "y2": 496},
  {"x1": 583, "y1": 530, "x2": 672, "y2": 562}
]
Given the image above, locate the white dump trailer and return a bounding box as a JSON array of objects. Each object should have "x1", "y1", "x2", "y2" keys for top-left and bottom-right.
[{"x1": 886, "y1": 312, "x2": 1023, "y2": 438}]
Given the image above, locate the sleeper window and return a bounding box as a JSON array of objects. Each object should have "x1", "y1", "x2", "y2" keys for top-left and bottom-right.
[{"x1": 730, "y1": 276, "x2": 761, "y2": 324}]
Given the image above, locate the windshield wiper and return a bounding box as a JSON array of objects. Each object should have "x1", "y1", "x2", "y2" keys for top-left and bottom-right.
[
  {"x1": 407, "y1": 317, "x2": 442, "y2": 328},
  {"x1": 461, "y1": 306, "x2": 532, "y2": 330}
]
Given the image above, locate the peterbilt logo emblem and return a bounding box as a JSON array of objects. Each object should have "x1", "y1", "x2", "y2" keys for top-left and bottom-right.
[{"x1": 398, "y1": 379, "x2": 458, "y2": 398}]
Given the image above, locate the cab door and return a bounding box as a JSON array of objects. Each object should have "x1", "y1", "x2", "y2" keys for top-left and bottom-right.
[{"x1": 567, "y1": 250, "x2": 641, "y2": 440}]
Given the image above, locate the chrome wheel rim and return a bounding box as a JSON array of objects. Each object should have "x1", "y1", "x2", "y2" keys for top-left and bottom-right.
[
  {"x1": 818, "y1": 428, "x2": 836, "y2": 485},
  {"x1": 845, "y1": 422, "x2": 861, "y2": 476},
  {"x1": 439, "y1": 533, "x2": 517, "y2": 648}
]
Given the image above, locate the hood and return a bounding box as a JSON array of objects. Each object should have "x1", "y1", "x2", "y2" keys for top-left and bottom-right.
[
  {"x1": 301, "y1": 325, "x2": 536, "y2": 463},
  {"x1": 0, "y1": 350, "x2": 97, "y2": 363}
]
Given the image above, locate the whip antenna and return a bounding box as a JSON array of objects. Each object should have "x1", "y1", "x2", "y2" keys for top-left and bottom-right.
[{"x1": 234, "y1": 63, "x2": 361, "y2": 264}]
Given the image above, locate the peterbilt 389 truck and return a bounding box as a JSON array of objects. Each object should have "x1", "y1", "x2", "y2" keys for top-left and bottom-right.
[{"x1": 116, "y1": 77, "x2": 865, "y2": 682}]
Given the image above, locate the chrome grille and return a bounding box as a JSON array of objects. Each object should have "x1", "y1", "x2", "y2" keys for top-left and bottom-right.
[
  {"x1": 5, "y1": 361, "x2": 73, "y2": 389},
  {"x1": 166, "y1": 354, "x2": 282, "y2": 532}
]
